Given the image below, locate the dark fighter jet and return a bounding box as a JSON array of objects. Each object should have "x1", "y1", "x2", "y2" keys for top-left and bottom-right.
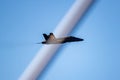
[{"x1": 39, "y1": 33, "x2": 84, "y2": 44}]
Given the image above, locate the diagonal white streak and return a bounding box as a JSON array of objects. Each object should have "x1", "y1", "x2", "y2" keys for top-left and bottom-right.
[{"x1": 19, "y1": 0, "x2": 93, "y2": 80}]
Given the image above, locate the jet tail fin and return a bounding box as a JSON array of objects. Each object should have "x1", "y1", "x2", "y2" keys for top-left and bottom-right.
[
  {"x1": 43, "y1": 33, "x2": 56, "y2": 41},
  {"x1": 43, "y1": 34, "x2": 49, "y2": 40},
  {"x1": 49, "y1": 33, "x2": 56, "y2": 40}
]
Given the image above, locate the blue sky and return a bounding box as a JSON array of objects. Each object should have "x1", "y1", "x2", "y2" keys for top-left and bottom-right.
[{"x1": 0, "y1": 0, "x2": 120, "y2": 80}]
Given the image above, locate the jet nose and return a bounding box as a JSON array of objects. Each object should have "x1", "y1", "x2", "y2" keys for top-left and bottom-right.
[
  {"x1": 81, "y1": 39, "x2": 84, "y2": 41},
  {"x1": 78, "y1": 38, "x2": 84, "y2": 41}
]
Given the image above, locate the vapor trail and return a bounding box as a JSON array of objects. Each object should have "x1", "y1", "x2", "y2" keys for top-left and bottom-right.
[{"x1": 19, "y1": 0, "x2": 93, "y2": 80}]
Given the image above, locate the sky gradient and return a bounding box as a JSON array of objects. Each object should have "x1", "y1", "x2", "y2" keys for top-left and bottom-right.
[{"x1": 0, "y1": 0, "x2": 120, "y2": 80}]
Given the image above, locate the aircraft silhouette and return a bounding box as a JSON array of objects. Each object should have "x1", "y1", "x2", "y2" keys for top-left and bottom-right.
[{"x1": 38, "y1": 33, "x2": 84, "y2": 44}]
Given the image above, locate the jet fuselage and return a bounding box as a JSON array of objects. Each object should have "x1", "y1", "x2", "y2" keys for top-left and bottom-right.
[{"x1": 42, "y1": 36, "x2": 83, "y2": 44}]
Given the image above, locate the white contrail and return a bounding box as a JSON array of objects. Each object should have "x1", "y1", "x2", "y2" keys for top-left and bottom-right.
[{"x1": 19, "y1": 0, "x2": 93, "y2": 80}]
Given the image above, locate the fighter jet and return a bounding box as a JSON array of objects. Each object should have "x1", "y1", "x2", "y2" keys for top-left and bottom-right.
[{"x1": 39, "y1": 33, "x2": 84, "y2": 44}]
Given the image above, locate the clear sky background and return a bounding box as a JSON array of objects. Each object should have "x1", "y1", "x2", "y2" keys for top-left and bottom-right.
[{"x1": 0, "y1": 0, "x2": 120, "y2": 80}]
